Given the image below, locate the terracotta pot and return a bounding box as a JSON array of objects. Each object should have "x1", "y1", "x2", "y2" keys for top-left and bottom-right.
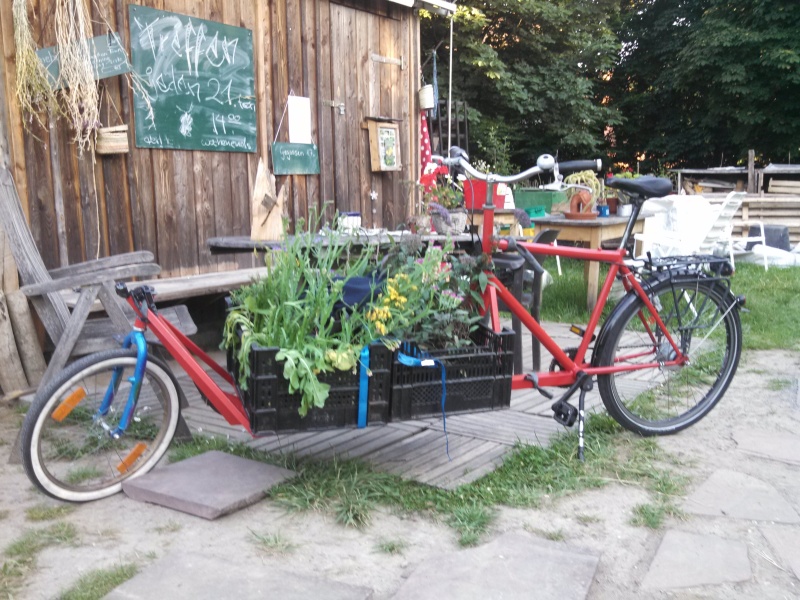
[{"x1": 606, "y1": 196, "x2": 619, "y2": 214}]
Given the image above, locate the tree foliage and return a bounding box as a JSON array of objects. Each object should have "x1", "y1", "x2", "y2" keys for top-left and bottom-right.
[
  {"x1": 611, "y1": 0, "x2": 800, "y2": 167},
  {"x1": 425, "y1": 1, "x2": 800, "y2": 170},
  {"x1": 421, "y1": 1, "x2": 621, "y2": 170}
]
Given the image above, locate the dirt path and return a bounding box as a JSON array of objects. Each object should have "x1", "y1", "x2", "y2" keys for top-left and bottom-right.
[{"x1": 1, "y1": 349, "x2": 798, "y2": 599}]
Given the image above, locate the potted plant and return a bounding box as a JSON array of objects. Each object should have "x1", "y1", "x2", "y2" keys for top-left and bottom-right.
[
  {"x1": 424, "y1": 182, "x2": 467, "y2": 235},
  {"x1": 607, "y1": 169, "x2": 641, "y2": 216}
]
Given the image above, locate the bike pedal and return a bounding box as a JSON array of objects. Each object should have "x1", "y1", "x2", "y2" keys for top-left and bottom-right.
[
  {"x1": 551, "y1": 400, "x2": 578, "y2": 427},
  {"x1": 569, "y1": 325, "x2": 596, "y2": 342}
]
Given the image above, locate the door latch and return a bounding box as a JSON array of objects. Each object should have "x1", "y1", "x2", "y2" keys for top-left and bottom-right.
[{"x1": 324, "y1": 100, "x2": 345, "y2": 115}]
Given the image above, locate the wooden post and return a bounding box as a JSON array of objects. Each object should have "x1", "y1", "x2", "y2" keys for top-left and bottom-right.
[{"x1": 747, "y1": 149, "x2": 755, "y2": 194}]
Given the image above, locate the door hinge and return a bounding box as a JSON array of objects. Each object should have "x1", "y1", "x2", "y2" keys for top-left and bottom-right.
[{"x1": 370, "y1": 53, "x2": 405, "y2": 71}]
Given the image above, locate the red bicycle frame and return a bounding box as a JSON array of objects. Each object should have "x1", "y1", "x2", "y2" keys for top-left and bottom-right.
[{"x1": 474, "y1": 180, "x2": 687, "y2": 392}]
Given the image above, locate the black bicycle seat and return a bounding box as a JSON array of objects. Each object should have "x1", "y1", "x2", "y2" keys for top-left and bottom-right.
[{"x1": 606, "y1": 176, "x2": 673, "y2": 200}]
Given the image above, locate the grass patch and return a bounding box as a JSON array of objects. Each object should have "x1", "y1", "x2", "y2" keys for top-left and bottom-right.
[
  {"x1": 262, "y1": 413, "x2": 686, "y2": 545},
  {"x1": 0, "y1": 510, "x2": 8, "y2": 521},
  {"x1": 539, "y1": 260, "x2": 800, "y2": 352},
  {"x1": 376, "y1": 539, "x2": 406, "y2": 555},
  {"x1": 153, "y1": 520, "x2": 182, "y2": 534},
  {"x1": 249, "y1": 530, "x2": 294, "y2": 554},
  {"x1": 59, "y1": 563, "x2": 138, "y2": 600},
  {"x1": 170, "y1": 436, "x2": 294, "y2": 469},
  {"x1": 524, "y1": 525, "x2": 566, "y2": 541},
  {"x1": 25, "y1": 504, "x2": 75, "y2": 522},
  {"x1": 630, "y1": 501, "x2": 684, "y2": 529},
  {"x1": 575, "y1": 513, "x2": 600, "y2": 525},
  {"x1": 767, "y1": 378, "x2": 793, "y2": 391},
  {"x1": 2, "y1": 521, "x2": 78, "y2": 597}
]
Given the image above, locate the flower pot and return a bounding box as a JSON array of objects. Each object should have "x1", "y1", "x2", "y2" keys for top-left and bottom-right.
[
  {"x1": 618, "y1": 204, "x2": 633, "y2": 217},
  {"x1": 408, "y1": 214, "x2": 431, "y2": 234},
  {"x1": 606, "y1": 196, "x2": 619, "y2": 214}
]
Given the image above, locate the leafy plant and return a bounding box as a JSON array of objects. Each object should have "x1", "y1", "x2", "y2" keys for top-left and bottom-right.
[{"x1": 223, "y1": 214, "x2": 377, "y2": 416}]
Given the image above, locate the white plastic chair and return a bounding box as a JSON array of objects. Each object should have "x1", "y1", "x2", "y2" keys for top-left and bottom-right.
[
  {"x1": 698, "y1": 192, "x2": 768, "y2": 271},
  {"x1": 634, "y1": 195, "x2": 717, "y2": 258}
]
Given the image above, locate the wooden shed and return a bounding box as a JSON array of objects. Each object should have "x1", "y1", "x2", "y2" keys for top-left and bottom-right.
[{"x1": 0, "y1": 0, "x2": 452, "y2": 279}]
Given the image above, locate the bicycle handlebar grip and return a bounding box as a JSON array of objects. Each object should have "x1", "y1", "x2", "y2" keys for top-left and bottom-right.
[{"x1": 558, "y1": 159, "x2": 603, "y2": 173}]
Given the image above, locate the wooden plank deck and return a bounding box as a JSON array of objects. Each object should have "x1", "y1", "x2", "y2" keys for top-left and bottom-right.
[{"x1": 177, "y1": 322, "x2": 615, "y2": 490}]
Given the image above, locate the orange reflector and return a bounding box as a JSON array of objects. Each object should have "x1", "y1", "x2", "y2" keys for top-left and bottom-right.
[
  {"x1": 117, "y1": 443, "x2": 147, "y2": 473},
  {"x1": 51, "y1": 388, "x2": 87, "y2": 422}
]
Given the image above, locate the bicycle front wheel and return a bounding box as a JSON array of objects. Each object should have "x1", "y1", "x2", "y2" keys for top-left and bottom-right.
[
  {"x1": 21, "y1": 349, "x2": 181, "y2": 502},
  {"x1": 596, "y1": 276, "x2": 742, "y2": 436}
]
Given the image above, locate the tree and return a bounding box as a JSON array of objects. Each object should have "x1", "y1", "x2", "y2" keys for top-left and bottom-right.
[
  {"x1": 421, "y1": 1, "x2": 622, "y2": 170},
  {"x1": 610, "y1": 0, "x2": 800, "y2": 167}
]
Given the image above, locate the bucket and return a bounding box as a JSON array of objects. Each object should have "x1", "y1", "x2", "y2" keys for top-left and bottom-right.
[
  {"x1": 463, "y1": 180, "x2": 505, "y2": 209},
  {"x1": 418, "y1": 85, "x2": 435, "y2": 110},
  {"x1": 337, "y1": 212, "x2": 361, "y2": 232}
]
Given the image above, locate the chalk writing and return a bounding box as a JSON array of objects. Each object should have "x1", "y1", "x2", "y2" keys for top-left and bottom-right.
[
  {"x1": 36, "y1": 33, "x2": 131, "y2": 87},
  {"x1": 129, "y1": 5, "x2": 256, "y2": 153}
]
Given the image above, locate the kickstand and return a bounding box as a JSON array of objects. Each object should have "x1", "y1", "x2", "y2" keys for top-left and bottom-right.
[{"x1": 577, "y1": 379, "x2": 592, "y2": 462}]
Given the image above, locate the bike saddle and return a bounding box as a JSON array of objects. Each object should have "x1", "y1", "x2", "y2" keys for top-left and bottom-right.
[{"x1": 606, "y1": 175, "x2": 673, "y2": 200}]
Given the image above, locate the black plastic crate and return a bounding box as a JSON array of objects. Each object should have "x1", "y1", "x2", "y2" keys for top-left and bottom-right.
[
  {"x1": 228, "y1": 342, "x2": 392, "y2": 433},
  {"x1": 390, "y1": 325, "x2": 515, "y2": 421}
]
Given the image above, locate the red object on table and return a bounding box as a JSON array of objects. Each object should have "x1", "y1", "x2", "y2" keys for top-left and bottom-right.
[{"x1": 463, "y1": 180, "x2": 505, "y2": 209}]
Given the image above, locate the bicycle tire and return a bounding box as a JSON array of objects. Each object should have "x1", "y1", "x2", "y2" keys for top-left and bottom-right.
[
  {"x1": 595, "y1": 276, "x2": 742, "y2": 436},
  {"x1": 21, "y1": 349, "x2": 181, "y2": 502}
]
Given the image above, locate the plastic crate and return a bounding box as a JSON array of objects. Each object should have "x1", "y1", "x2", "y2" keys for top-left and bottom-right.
[
  {"x1": 514, "y1": 189, "x2": 567, "y2": 212},
  {"x1": 390, "y1": 326, "x2": 515, "y2": 421},
  {"x1": 228, "y1": 342, "x2": 392, "y2": 433}
]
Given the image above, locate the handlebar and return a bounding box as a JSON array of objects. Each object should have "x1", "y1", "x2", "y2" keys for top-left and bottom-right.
[{"x1": 433, "y1": 150, "x2": 601, "y2": 185}]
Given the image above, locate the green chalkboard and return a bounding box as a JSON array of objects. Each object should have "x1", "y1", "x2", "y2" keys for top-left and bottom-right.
[
  {"x1": 128, "y1": 5, "x2": 256, "y2": 153},
  {"x1": 272, "y1": 143, "x2": 320, "y2": 175},
  {"x1": 36, "y1": 33, "x2": 131, "y2": 88}
]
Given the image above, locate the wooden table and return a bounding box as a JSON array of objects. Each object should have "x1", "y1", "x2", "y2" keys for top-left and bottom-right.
[
  {"x1": 207, "y1": 232, "x2": 479, "y2": 255},
  {"x1": 529, "y1": 214, "x2": 646, "y2": 311}
]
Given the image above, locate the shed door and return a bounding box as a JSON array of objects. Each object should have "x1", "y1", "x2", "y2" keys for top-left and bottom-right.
[{"x1": 329, "y1": 4, "x2": 407, "y2": 228}]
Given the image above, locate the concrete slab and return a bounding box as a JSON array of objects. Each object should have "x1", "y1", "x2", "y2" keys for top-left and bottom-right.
[
  {"x1": 122, "y1": 450, "x2": 295, "y2": 520},
  {"x1": 761, "y1": 525, "x2": 800, "y2": 580},
  {"x1": 105, "y1": 550, "x2": 372, "y2": 600},
  {"x1": 391, "y1": 531, "x2": 599, "y2": 600},
  {"x1": 641, "y1": 530, "x2": 751, "y2": 590},
  {"x1": 683, "y1": 469, "x2": 799, "y2": 523},
  {"x1": 732, "y1": 429, "x2": 800, "y2": 466}
]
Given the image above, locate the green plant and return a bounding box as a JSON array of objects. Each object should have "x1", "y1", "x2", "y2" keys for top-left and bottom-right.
[
  {"x1": 376, "y1": 539, "x2": 407, "y2": 555},
  {"x1": 59, "y1": 563, "x2": 139, "y2": 600},
  {"x1": 249, "y1": 530, "x2": 295, "y2": 554},
  {"x1": 366, "y1": 240, "x2": 483, "y2": 349},
  {"x1": 223, "y1": 214, "x2": 377, "y2": 416},
  {"x1": 25, "y1": 504, "x2": 75, "y2": 522},
  {"x1": 424, "y1": 183, "x2": 463, "y2": 211}
]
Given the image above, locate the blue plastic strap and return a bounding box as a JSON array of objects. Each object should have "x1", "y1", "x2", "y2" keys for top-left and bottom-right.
[
  {"x1": 357, "y1": 346, "x2": 371, "y2": 428},
  {"x1": 397, "y1": 352, "x2": 450, "y2": 460}
]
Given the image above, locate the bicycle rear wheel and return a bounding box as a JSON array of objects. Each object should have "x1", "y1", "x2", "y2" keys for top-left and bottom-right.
[
  {"x1": 595, "y1": 276, "x2": 742, "y2": 436},
  {"x1": 21, "y1": 349, "x2": 181, "y2": 502}
]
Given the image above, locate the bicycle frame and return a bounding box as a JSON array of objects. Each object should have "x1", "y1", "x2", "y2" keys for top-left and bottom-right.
[
  {"x1": 473, "y1": 176, "x2": 687, "y2": 393},
  {"x1": 124, "y1": 291, "x2": 254, "y2": 435}
]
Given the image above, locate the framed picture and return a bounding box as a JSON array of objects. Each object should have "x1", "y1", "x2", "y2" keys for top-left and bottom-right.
[{"x1": 366, "y1": 121, "x2": 401, "y2": 172}]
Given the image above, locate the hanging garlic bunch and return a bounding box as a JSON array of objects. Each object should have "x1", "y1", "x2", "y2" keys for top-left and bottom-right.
[{"x1": 54, "y1": 0, "x2": 100, "y2": 152}]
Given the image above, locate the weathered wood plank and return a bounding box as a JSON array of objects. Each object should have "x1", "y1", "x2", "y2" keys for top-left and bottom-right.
[
  {"x1": 225, "y1": 1, "x2": 253, "y2": 270},
  {"x1": 353, "y1": 10, "x2": 370, "y2": 222},
  {"x1": 316, "y1": 0, "x2": 335, "y2": 222},
  {"x1": 301, "y1": 0, "x2": 321, "y2": 217},
  {"x1": 330, "y1": 4, "x2": 351, "y2": 212},
  {"x1": 0, "y1": 0, "x2": 29, "y2": 219},
  {"x1": 286, "y1": 0, "x2": 308, "y2": 226}
]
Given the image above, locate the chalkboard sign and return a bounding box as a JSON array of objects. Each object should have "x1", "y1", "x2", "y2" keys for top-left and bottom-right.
[
  {"x1": 272, "y1": 143, "x2": 320, "y2": 175},
  {"x1": 36, "y1": 33, "x2": 131, "y2": 87},
  {"x1": 128, "y1": 5, "x2": 257, "y2": 153}
]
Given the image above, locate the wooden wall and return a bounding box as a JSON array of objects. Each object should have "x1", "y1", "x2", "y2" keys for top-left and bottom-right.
[{"x1": 0, "y1": 0, "x2": 421, "y2": 277}]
